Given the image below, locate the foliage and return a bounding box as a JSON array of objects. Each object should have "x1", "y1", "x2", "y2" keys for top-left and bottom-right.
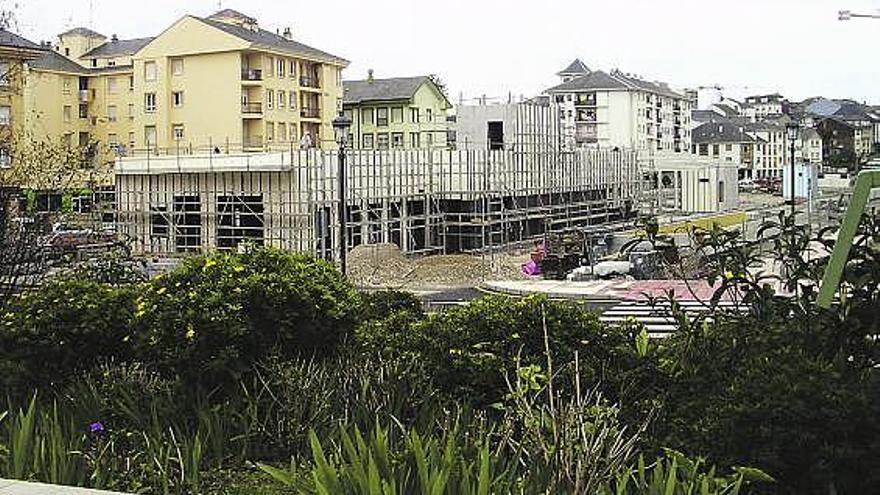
[
  {"x1": 134, "y1": 247, "x2": 360, "y2": 389},
  {"x1": 366, "y1": 294, "x2": 662, "y2": 411},
  {"x1": 0, "y1": 276, "x2": 138, "y2": 397},
  {"x1": 656, "y1": 212, "x2": 880, "y2": 494}
]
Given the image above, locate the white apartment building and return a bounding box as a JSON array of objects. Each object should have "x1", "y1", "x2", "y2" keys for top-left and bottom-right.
[
  {"x1": 797, "y1": 128, "x2": 823, "y2": 167},
  {"x1": 744, "y1": 123, "x2": 790, "y2": 179},
  {"x1": 545, "y1": 60, "x2": 692, "y2": 153},
  {"x1": 743, "y1": 94, "x2": 786, "y2": 120}
]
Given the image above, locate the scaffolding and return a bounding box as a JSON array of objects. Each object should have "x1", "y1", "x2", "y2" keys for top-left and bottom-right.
[{"x1": 115, "y1": 147, "x2": 642, "y2": 259}]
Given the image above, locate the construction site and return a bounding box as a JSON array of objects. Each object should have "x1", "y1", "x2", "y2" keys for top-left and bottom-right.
[{"x1": 115, "y1": 147, "x2": 642, "y2": 262}]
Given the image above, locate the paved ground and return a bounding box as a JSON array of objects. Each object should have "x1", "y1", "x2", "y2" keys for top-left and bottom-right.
[{"x1": 0, "y1": 480, "x2": 127, "y2": 494}]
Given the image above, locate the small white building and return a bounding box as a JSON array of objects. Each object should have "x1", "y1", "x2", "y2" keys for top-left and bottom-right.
[
  {"x1": 650, "y1": 155, "x2": 739, "y2": 213},
  {"x1": 781, "y1": 162, "x2": 819, "y2": 200}
]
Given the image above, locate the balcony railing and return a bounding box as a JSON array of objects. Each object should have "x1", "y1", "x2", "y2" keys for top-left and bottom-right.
[
  {"x1": 300, "y1": 76, "x2": 320, "y2": 89},
  {"x1": 243, "y1": 137, "x2": 264, "y2": 150},
  {"x1": 242, "y1": 102, "x2": 263, "y2": 114},
  {"x1": 242, "y1": 69, "x2": 263, "y2": 81},
  {"x1": 300, "y1": 107, "x2": 320, "y2": 119}
]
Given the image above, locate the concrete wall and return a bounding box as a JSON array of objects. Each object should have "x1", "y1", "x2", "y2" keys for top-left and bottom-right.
[{"x1": 454, "y1": 103, "x2": 559, "y2": 152}]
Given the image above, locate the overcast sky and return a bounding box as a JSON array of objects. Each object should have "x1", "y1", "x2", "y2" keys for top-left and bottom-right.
[{"x1": 8, "y1": 0, "x2": 880, "y2": 104}]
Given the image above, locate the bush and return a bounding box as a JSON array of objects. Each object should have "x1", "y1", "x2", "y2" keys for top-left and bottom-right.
[
  {"x1": 363, "y1": 294, "x2": 661, "y2": 409},
  {"x1": 134, "y1": 247, "x2": 360, "y2": 389},
  {"x1": 0, "y1": 276, "x2": 138, "y2": 397}
]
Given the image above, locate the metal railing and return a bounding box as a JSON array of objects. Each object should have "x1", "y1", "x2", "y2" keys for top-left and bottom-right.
[
  {"x1": 242, "y1": 69, "x2": 263, "y2": 81},
  {"x1": 300, "y1": 107, "x2": 320, "y2": 119},
  {"x1": 242, "y1": 102, "x2": 263, "y2": 114},
  {"x1": 299, "y1": 75, "x2": 320, "y2": 88}
]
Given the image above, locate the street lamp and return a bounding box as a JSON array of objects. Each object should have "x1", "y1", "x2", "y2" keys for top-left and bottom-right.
[
  {"x1": 839, "y1": 9, "x2": 880, "y2": 20},
  {"x1": 786, "y1": 122, "x2": 800, "y2": 217},
  {"x1": 332, "y1": 113, "x2": 352, "y2": 275}
]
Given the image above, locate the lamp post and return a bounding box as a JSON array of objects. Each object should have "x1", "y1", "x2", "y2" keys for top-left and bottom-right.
[
  {"x1": 839, "y1": 10, "x2": 880, "y2": 20},
  {"x1": 332, "y1": 113, "x2": 352, "y2": 275},
  {"x1": 786, "y1": 122, "x2": 800, "y2": 218}
]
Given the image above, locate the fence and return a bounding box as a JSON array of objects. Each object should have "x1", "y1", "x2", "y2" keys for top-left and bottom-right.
[{"x1": 115, "y1": 148, "x2": 643, "y2": 259}]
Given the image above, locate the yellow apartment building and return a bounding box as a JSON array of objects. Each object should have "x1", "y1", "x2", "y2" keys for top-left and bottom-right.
[
  {"x1": 0, "y1": 29, "x2": 47, "y2": 168},
  {"x1": 12, "y1": 8, "x2": 347, "y2": 189}
]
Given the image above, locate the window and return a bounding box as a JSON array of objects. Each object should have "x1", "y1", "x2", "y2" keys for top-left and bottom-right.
[
  {"x1": 410, "y1": 132, "x2": 419, "y2": 148},
  {"x1": 107, "y1": 60, "x2": 116, "y2": 67},
  {"x1": 289, "y1": 91, "x2": 296, "y2": 109},
  {"x1": 128, "y1": 131, "x2": 135, "y2": 149},
  {"x1": 128, "y1": 103, "x2": 135, "y2": 118},
  {"x1": 289, "y1": 60, "x2": 296, "y2": 78},
  {"x1": 173, "y1": 195, "x2": 201, "y2": 252},
  {"x1": 172, "y1": 124, "x2": 184, "y2": 141},
  {"x1": 91, "y1": 59, "x2": 97, "y2": 68},
  {"x1": 266, "y1": 89, "x2": 274, "y2": 110},
  {"x1": 391, "y1": 107, "x2": 403, "y2": 124},
  {"x1": 128, "y1": 76, "x2": 134, "y2": 91},
  {"x1": 145, "y1": 93, "x2": 157, "y2": 113},
  {"x1": 712, "y1": 144, "x2": 720, "y2": 156},
  {"x1": 426, "y1": 133, "x2": 434, "y2": 147},
  {"x1": 376, "y1": 108, "x2": 388, "y2": 126},
  {"x1": 108, "y1": 133, "x2": 118, "y2": 147},
  {"x1": 278, "y1": 90, "x2": 286, "y2": 109},
  {"x1": 361, "y1": 108, "x2": 374, "y2": 125},
  {"x1": 144, "y1": 125, "x2": 157, "y2": 148},
  {"x1": 426, "y1": 108, "x2": 433, "y2": 123},
  {"x1": 277, "y1": 59, "x2": 285, "y2": 77},
  {"x1": 391, "y1": 132, "x2": 404, "y2": 148},
  {"x1": 151, "y1": 205, "x2": 169, "y2": 238},
  {"x1": 362, "y1": 133, "x2": 374, "y2": 149},
  {"x1": 266, "y1": 122, "x2": 275, "y2": 142},
  {"x1": 725, "y1": 144, "x2": 733, "y2": 152},
  {"x1": 217, "y1": 195, "x2": 264, "y2": 249},
  {"x1": 278, "y1": 122, "x2": 287, "y2": 142},
  {"x1": 144, "y1": 61, "x2": 157, "y2": 81},
  {"x1": 698, "y1": 144, "x2": 709, "y2": 156},
  {"x1": 79, "y1": 103, "x2": 88, "y2": 119},
  {"x1": 171, "y1": 58, "x2": 184, "y2": 76},
  {"x1": 63, "y1": 78, "x2": 72, "y2": 95},
  {"x1": 107, "y1": 105, "x2": 118, "y2": 122},
  {"x1": 0, "y1": 62, "x2": 8, "y2": 86},
  {"x1": 377, "y1": 133, "x2": 389, "y2": 150},
  {"x1": 63, "y1": 105, "x2": 72, "y2": 123},
  {"x1": 410, "y1": 107, "x2": 420, "y2": 123},
  {"x1": 172, "y1": 91, "x2": 184, "y2": 107},
  {"x1": 266, "y1": 57, "x2": 274, "y2": 77},
  {"x1": 107, "y1": 77, "x2": 117, "y2": 94}
]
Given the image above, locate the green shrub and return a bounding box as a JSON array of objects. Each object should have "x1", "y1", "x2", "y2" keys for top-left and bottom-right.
[
  {"x1": 359, "y1": 289, "x2": 424, "y2": 322},
  {"x1": 367, "y1": 294, "x2": 660, "y2": 408},
  {"x1": 0, "y1": 277, "x2": 138, "y2": 397},
  {"x1": 134, "y1": 247, "x2": 360, "y2": 389}
]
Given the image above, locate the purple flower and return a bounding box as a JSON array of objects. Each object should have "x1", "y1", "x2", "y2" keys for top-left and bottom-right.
[{"x1": 89, "y1": 421, "x2": 105, "y2": 433}]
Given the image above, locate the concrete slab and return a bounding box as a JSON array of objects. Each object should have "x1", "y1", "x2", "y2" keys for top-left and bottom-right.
[{"x1": 0, "y1": 480, "x2": 128, "y2": 495}]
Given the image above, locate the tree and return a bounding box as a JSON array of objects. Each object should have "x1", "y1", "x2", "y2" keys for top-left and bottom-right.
[{"x1": 427, "y1": 73, "x2": 449, "y2": 100}]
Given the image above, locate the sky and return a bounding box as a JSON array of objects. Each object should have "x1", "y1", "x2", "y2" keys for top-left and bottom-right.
[{"x1": 6, "y1": 0, "x2": 880, "y2": 105}]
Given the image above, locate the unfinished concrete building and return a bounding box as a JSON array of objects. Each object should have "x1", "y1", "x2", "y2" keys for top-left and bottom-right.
[{"x1": 115, "y1": 148, "x2": 641, "y2": 258}]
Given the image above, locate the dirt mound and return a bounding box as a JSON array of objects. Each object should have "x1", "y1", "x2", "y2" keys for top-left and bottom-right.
[{"x1": 347, "y1": 243, "x2": 531, "y2": 289}]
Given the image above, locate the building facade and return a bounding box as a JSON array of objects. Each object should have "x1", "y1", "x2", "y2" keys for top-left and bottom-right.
[
  {"x1": 743, "y1": 93, "x2": 786, "y2": 120},
  {"x1": 545, "y1": 60, "x2": 692, "y2": 154},
  {"x1": 0, "y1": 30, "x2": 48, "y2": 167},
  {"x1": 20, "y1": 8, "x2": 347, "y2": 171},
  {"x1": 453, "y1": 101, "x2": 560, "y2": 152},
  {"x1": 342, "y1": 74, "x2": 451, "y2": 149},
  {"x1": 692, "y1": 121, "x2": 756, "y2": 179}
]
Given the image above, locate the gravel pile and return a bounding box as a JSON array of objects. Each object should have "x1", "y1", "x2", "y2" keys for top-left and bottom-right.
[{"x1": 348, "y1": 243, "x2": 531, "y2": 289}]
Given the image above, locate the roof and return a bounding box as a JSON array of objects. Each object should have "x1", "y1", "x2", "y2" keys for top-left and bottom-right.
[
  {"x1": 82, "y1": 37, "x2": 153, "y2": 59},
  {"x1": 558, "y1": 58, "x2": 590, "y2": 76},
  {"x1": 29, "y1": 50, "x2": 88, "y2": 74},
  {"x1": 546, "y1": 70, "x2": 630, "y2": 92},
  {"x1": 60, "y1": 27, "x2": 105, "y2": 39},
  {"x1": 199, "y1": 17, "x2": 347, "y2": 65},
  {"x1": 343, "y1": 76, "x2": 446, "y2": 105},
  {"x1": 207, "y1": 9, "x2": 257, "y2": 24},
  {"x1": 692, "y1": 109, "x2": 724, "y2": 123},
  {"x1": 713, "y1": 104, "x2": 737, "y2": 117},
  {"x1": 0, "y1": 29, "x2": 45, "y2": 52},
  {"x1": 693, "y1": 122, "x2": 755, "y2": 144}
]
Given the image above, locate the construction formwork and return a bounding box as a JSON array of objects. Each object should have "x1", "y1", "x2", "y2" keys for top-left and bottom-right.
[{"x1": 115, "y1": 148, "x2": 641, "y2": 259}]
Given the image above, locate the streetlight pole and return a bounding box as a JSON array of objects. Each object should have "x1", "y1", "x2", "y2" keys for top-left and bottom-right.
[
  {"x1": 786, "y1": 122, "x2": 799, "y2": 218},
  {"x1": 332, "y1": 113, "x2": 352, "y2": 275},
  {"x1": 839, "y1": 10, "x2": 880, "y2": 20}
]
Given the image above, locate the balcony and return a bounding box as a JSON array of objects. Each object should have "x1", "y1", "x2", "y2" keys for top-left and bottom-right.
[
  {"x1": 241, "y1": 69, "x2": 263, "y2": 81},
  {"x1": 299, "y1": 75, "x2": 320, "y2": 89},
  {"x1": 78, "y1": 89, "x2": 92, "y2": 103},
  {"x1": 242, "y1": 102, "x2": 263, "y2": 115},
  {"x1": 300, "y1": 107, "x2": 320, "y2": 119},
  {"x1": 243, "y1": 137, "x2": 264, "y2": 151}
]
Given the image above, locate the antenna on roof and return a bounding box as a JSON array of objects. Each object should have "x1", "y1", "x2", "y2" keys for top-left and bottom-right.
[{"x1": 88, "y1": 0, "x2": 94, "y2": 30}]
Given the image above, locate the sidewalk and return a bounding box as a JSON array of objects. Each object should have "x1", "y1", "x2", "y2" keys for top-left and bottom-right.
[{"x1": 0, "y1": 480, "x2": 128, "y2": 495}]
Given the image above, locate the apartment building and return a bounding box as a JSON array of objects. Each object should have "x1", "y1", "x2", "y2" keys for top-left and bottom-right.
[
  {"x1": 342, "y1": 73, "x2": 451, "y2": 149},
  {"x1": 798, "y1": 127, "x2": 823, "y2": 167},
  {"x1": 743, "y1": 93, "x2": 787, "y2": 120},
  {"x1": 692, "y1": 121, "x2": 756, "y2": 179},
  {"x1": 743, "y1": 122, "x2": 790, "y2": 179},
  {"x1": 0, "y1": 30, "x2": 48, "y2": 167},
  {"x1": 21, "y1": 9, "x2": 347, "y2": 168},
  {"x1": 545, "y1": 60, "x2": 692, "y2": 153}
]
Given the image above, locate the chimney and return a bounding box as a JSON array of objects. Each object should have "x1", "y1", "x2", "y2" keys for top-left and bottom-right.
[
  {"x1": 111, "y1": 34, "x2": 118, "y2": 42},
  {"x1": 282, "y1": 27, "x2": 292, "y2": 40},
  {"x1": 367, "y1": 69, "x2": 374, "y2": 83}
]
